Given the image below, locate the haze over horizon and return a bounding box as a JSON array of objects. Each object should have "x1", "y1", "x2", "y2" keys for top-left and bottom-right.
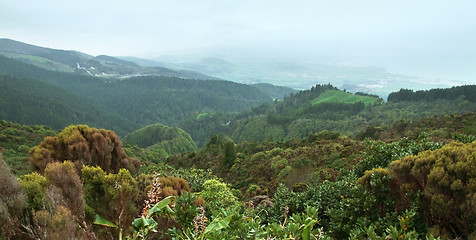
[{"x1": 1, "y1": 0, "x2": 475, "y2": 83}]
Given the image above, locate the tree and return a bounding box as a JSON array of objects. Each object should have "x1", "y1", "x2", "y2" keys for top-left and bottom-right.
[
  {"x1": 0, "y1": 154, "x2": 27, "y2": 239},
  {"x1": 82, "y1": 166, "x2": 139, "y2": 238},
  {"x1": 389, "y1": 141, "x2": 476, "y2": 238},
  {"x1": 222, "y1": 140, "x2": 236, "y2": 167},
  {"x1": 19, "y1": 172, "x2": 48, "y2": 211},
  {"x1": 33, "y1": 206, "x2": 79, "y2": 240},
  {"x1": 19, "y1": 161, "x2": 94, "y2": 239},
  {"x1": 200, "y1": 179, "x2": 239, "y2": 216},
  {"x1": 44, "y1": 161, "x2": 84, "y2": 219},
  {"x1": 30, "y1": 125, "x2": 140, "y2": 174}
]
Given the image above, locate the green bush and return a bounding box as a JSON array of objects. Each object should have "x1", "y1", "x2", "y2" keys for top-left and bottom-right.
[
  {"x1": 200, "y1": 179, "x2": 240, "y2": 217},
  {"x1": 19, "y1": 172, "x2": 47, "y2": 211},
  {"x1": 355, "y1": 134, "x2": 442, "y2": 176},
  {"x1": 389, "y1": 141, "x2": 476, "y2": 238},
  {"x1": 293, "y1": 158, "x2": 311, "y2": 168},
  {"x1": 278, "y1": 166, "x2": 292, "y2": 179}
]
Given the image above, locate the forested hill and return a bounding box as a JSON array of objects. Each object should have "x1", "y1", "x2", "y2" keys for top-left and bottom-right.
[
  {"x1": 228, "y1": 84, "x2": 476, "y2": 142},
  {"x1": 176, "y1": 84, "x2": 381, "y2": 145},
  {"x1": 228, "y1": 84, "x2": 383, "y2": 142},
  {"x1": 0, "y1": 38, "x2": 216, "y2": 80},
  {"x1": 123, "y1": 123, "x2": 197, "y2": 164},
  {"x1": 388, "y1": 85, "x2": 476, "y2": 102},
  {"x1": 177, "y1": 84, "x2": 476, "y2": 145},
  {"x1": 0, "y1": 55, "x2": 273, "y2": 134},
  {"x1": 0, "y1": 74, "x2": 139, "y2": 136},
  {"x1": 251, "y1": 83, "x2": 298, "y2": 100}
]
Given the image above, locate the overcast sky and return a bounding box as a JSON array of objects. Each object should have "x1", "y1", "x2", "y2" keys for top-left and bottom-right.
[{"x1": 1, "y1": 0, "x2": 475, "y2": 81}]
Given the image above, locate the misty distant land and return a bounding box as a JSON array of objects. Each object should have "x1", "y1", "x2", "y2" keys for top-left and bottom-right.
[{"x1": 0, "y1": 38, "x2": 471, "y2": 99}]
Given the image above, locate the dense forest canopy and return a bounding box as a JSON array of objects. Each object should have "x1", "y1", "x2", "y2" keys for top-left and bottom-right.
[
  {"x1": 0, "y1": 74, "x2": 139, "y2": 136},
  {"x1": 388, "y1": 85, "x2": 476, "y2": 102},
  {"x1": 177, "y1": 84, "x2": 476, "y2": 146},
  {"x1": 0, "y1": 55, "x2": 273, "y2": 135}
]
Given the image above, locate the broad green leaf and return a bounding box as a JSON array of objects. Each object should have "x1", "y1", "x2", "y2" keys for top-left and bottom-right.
[
  {"x1": 147, "y1": 196, "x2": 175, "y2": 217},
  {"x1": 93, "y1": 214, "x2": 118, "y2": 228},
  {"x1": 301, "y1": 219, "x2": 317, "y2": 240},
  {"x1": 204, "y1": 214, "x2": 233, "y2": 234},
  {"x1": 132, "y1": 217, "x2": 146, "y2": 231},
  {"x1": 132, "y1": 217, "x2": 157, "y2": 231}
]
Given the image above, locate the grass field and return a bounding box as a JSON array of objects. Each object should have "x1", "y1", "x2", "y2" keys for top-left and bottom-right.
[
  {"x1": 312, "y1": 90, "x2": 380, "y2": 106},
  {"x1": 0, "y1": 52, "x2": 74, "y2": 72}
]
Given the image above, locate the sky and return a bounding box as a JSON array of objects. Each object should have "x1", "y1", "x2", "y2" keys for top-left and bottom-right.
[{"x1": 1, "y1": 0, "x2": 475, "y2": 82}]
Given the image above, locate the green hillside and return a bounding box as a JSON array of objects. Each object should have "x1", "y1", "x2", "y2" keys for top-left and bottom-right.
[
  {"x1": 177, "y1": 84, "x2": 476, "y2": 144},
  {"x1": 170, "y1": 112, "x2": 476, "y2": 195},
  {"x1": 312, "y1": 89, "x2": 381, "y2": 106},
  {"x1": 388, "y1": 86, "x2": 476, "y2": 102},
  {"x1": 0, "y1": 52, "x2": 74, "y2": 72},
  {"x1": 252, "y1": 83, "x2": 298, "y2": 100},
  {"x1": 0, "y1": 75, "x2": 139, "y2": 135},
  {"x1": 123, "y1": 123, "x2": 197, "y2": 163},
  {"x1": 0, "y1": 38, "x2": 216, "y2": 79},
  {"x1": 124, "y1": 123, "x2": 195, "y2": 149},
  {"x1": 0, "y1": 55, "x2": 273, "y2": 134},
  {"x1": 0, "y1": 38, "x2": 88, "y2": 68},
  {"x1": 0, "y1": 120, "x2": 56, "y2": 175}
]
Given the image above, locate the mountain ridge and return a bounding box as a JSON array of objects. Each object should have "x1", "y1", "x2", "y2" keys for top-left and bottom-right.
[
  {"x1": 0, "y1": 38, "x2": 217, "y2": 80},
  {"x1": 0, "y1": 55, "x2": 274, "y2": 136}
]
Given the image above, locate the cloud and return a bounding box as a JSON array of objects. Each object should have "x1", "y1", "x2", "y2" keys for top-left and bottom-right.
[{"x1": 0, "y1": 0, "x2": 474, "y2": 80}]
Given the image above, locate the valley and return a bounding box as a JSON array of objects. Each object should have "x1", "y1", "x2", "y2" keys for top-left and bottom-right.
[{"x1": 0, "y1": 39, "x2": 475, "y2": 239}]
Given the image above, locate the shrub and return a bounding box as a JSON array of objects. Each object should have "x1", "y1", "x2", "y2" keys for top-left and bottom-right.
[
  {"x1": 355, "y1": 134, "x2": 442, "y2": 176},
  {"x1": 293, "y1": 158, "x2": 311, "y2": 168},
  {"x1": 278, "y1": 166, "x2": 292, "y2": 179},
  {"x1": 0, "y1": 155, "x2": 26, "y2": 239},
  {"x1": 33, "y1": 206, "x2": 78, "y2": 240},
  {"x1": 389, "y1": 141, "x2": 476, "y2": 238},
  {"x1": 19, "y1": 172, "x2": 47, "y2": 211},
  {"x1": 30, "y1": 125, "x2": 139, "y2": 175},
  {"x1": 44, "y1": 161, "x2": 84, "y2": 219},
  {"x1": 200, "y1": 179, "x2": 239, "y2": 217},
  {"x1": 246, "y1": 184, "x2": 262, "y2": 197},
  {"x1": 82, "y1": 166, "x2": 139, "y2": 238},
  {"x1": 271, "y1": 156, "x2": 288, "y2": 172}
]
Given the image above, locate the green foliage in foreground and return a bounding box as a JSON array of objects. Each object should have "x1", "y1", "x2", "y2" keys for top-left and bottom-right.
[
  {"x1": 165, "y1": 130, "x2": 474, "y2": 239},
  {"x1": 1, "y1": 119, "x2": 475, "y2": 239},
  {"x1": 388, "y1": 141, "x2": 476, "y2": 237},
  {"x1": 83, "y1": 166, "x2": 139, "y2": 239}
]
